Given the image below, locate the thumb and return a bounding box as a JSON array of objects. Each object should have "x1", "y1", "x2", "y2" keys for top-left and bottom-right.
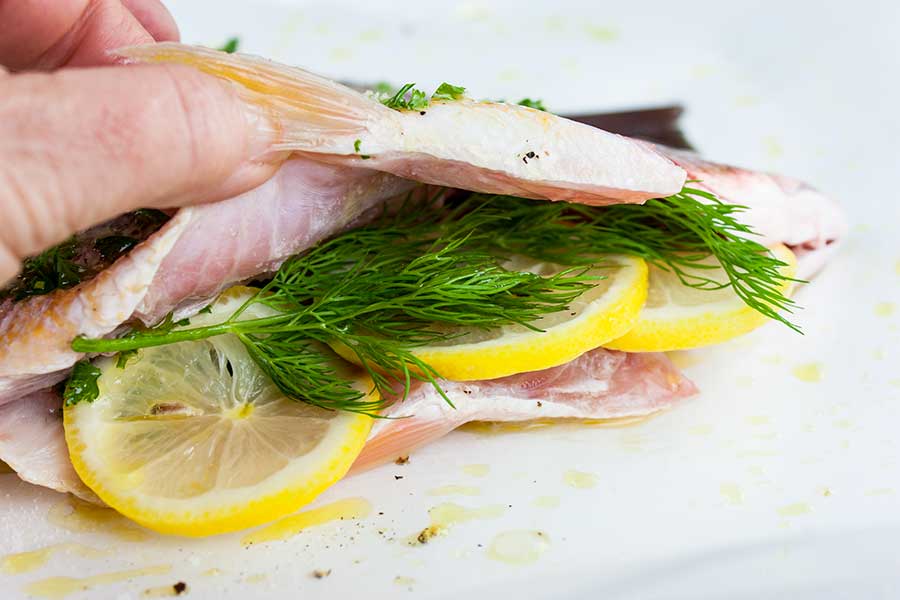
[{"x1": 0, "y1": 63, "x2": 280, "y2": 284}]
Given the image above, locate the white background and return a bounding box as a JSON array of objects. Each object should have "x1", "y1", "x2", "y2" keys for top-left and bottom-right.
[{"x1": 2, "y1": 1, "x2": 900, "y2": 598}]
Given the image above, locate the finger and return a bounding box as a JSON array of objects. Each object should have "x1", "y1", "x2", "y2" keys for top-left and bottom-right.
[
  {"x1": 121, "y1": 0, "x2": 179, "y2": 42},
  {"x1": 0, "y1": 64, "x2": 280, "y2": 283},
  {"x1": 0, "y1": 0, "x2": 153, "y2": 71}
]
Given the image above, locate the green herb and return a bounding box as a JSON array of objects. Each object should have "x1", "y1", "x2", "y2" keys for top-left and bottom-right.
[
  {"x1": 353, "y1": 138, "x2": 370, "y2": 159},
  {"x1": 199, "y1": 304, "x2": 213, "y2": 315},
  {"x1": 517, "y1": 98, "x2": 547, "y2": 111},
  {"x1": 1, "y1": 238, "x2": 85, "y2": 300},
  {"x1": 381, "y1": 83, "x2": 429, "y2": 111},
  {"x1": 63, "y1": 361, "x2": 102, "y2": 406},
  {"x1": 115, "y1": 349, "x2": 138, "y2": 369},
  {"x1": 380, "y1": 82, "x2": 466, "y2": 111},
  {"x1": 218, "y1": 37, "x2": 240, "y2": 53},
  {"x1": 73, "y1": 187, "x2": 797, "y2": 413},
  {"x1": 432, "y1": 82, "x2": 466, "y2": 101}
]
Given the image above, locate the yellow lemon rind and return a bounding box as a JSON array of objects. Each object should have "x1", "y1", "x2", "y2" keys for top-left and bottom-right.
[
  {"x1": 605, "y1": 245, "x2": 797, "y2": 353},
  {"x1": 64, "y1": 397, "x2": 373, "y2": 537}
]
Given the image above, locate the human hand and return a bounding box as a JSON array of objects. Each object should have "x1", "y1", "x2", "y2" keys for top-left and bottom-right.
[{"x1": 0, "y1": 0, "x2": 279, "y2": 285}]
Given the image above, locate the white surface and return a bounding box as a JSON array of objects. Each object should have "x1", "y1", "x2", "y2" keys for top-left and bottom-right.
[{"x1": 3, "y1": 1, "x2": 900, "y2": 598}]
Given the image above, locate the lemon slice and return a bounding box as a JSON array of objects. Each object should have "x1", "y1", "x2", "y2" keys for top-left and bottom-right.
[
  {"x1": 336, "y1": 255, "x2": 647, "y2": 381},
  {"x1": 64, "y1": 288, "x2": 374, "y2": 537},
  {"x1": 605, "y1": 244, "x2": 797, "y2": 352}
]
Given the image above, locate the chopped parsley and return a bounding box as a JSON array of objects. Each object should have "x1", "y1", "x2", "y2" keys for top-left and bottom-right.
[
  {"x1": 219, "y1": 37, "x2": 240, "y2": 53},
  {"x1": 1, "y1": 238, "x2": 85, "y2": 301},
  {"x1": 63, "y1": 361, "x2": 102, "y2": 406},
  {"x1": 517, "y1": 98, "x2": 548, "y2": 111},
  {"x1": 432, "y1": 82, "x2": 466, "y2": 101},
  {"x1": 353, "y1": 138, "x2": 371, "y2": 159},
  {"x1": 378, "y1": 82, "x2": 466, "y2": 111}
]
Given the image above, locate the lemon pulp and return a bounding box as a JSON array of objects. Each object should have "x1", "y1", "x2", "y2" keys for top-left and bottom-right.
[{"x1": 64, "y1": 288, "x2": 373, "y2": 537}]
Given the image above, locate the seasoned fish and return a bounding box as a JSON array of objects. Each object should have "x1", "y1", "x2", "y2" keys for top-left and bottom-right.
[{"x1": 117, "y1": 43, "x2": 687, "y2": 205}]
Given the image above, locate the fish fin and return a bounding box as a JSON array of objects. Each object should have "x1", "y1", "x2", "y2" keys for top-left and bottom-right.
[{"x1": 116, "y1": 43, "x2": 387, "y2": 151}]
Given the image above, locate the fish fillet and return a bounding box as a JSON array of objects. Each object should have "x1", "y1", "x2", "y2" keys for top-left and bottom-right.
[
  {"x1": 0, "y1": 160, "x2": 413, "y2": 404},
  {"x1": 0, "y1": 348, "x2": 694, "y2": 499},
  {"x1": 118, "y1": 43, "x2": 687, "y2": 205},
  {"x1": 352, "y1": 348, "x2": 695, "y2": 471}
]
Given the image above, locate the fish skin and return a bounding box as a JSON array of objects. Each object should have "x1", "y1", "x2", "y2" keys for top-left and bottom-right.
[
  {"x1": 0, "y1": 211, "x2": 192, "y2": 405},
  {"x1": 116, "y1": 43, "x2": 687, "y2": 206},
  {"x1": 351, "y1": 348, "x2": 696, "y2": 472},
  {"x1": 0, "y1": 389, "x2": 97, "y2": 501}
]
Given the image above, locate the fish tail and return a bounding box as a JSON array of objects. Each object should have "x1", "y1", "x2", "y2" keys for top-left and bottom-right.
[{"x1": 116, "y1": 43, "x2": 387, "y2": 153}]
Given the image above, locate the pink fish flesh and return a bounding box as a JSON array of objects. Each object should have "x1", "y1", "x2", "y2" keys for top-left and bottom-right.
[{"x1": 353, "y1": 348, "x2": 696, "y2": 472}]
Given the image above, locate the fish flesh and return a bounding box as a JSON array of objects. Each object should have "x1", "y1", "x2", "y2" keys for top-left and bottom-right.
[
  {"x1": 0, "y1": 60, "x2": 845, "y2": 498},
  {"x1": 353, "y1": 348, "x2": 695, "y2": 472},
  {"x1": 133, "y1": 159, "x2": 415, "y2": 324},
  {"x1": 0, "y1": 159, "x2": 413, "y2": 405},
  {"x1": 0, "y1": 389, "x2": 96, "y2": 501},
  {"x1": 117, "y1": 43, "x2": 687, "y2": 206},
  {"x1": 0, "y1": 210, "x2": 192, "y2": 405},
  {"x1": 0, "y1": 348, "x2": 694, "y2": 499}
]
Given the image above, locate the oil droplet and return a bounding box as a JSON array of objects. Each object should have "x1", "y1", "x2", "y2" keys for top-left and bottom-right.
[
  {"x1": 462, "y1": 464, "x2": 490, "y2": 477},
  {"x1": 792, "y1": 363, "x2": 822, "y2": 383},
  {"x1": 895, "y1": 260, "x2": 900, "y2": 276},
  {"x1": 143, "y1": 582, "x2": 188, "y2": 597},
  {"x1": 202, "y1": 568, "x2": 222, "y2": 577},
  {"x1": 865, "y1": 488, "x2": 894, "y2": 496},
  {"x1": 409, "y1": 503, "x2": 505, "y2": 545},
  {"x1": 777, "y1": 503, "x2": 811, "y2": 517},
  {"x1": 584, "y1": 24, "x2": 619, "y2": 42},
  {"x1": 763, "y1": 136, "x2": 783, "y2": 158},
  {"x1": 544, "y1": 16, "x2": 565, "y2": 32},
  {"x1": 487, "y1": 530, "x2": 550, "y2": 565},
  {"x1": 532, "y1": 496, "x2": 560, "y2": 509},
  {"x1": 688, "y1": 424, "x2": 713, "y2": 436},
  {"x1": 244, "y1": 573, "x2": 267, "y2": 583},
  {"x1": 720, "y1": 483, "x2": 744, "y2": 506},
  {"x1": 428, "y1": 485, "x2": 480, "y2": 497},
  {"x1": 746, "y1": 416, "x2": 771, "y2": 425},
  {"x1": 875, "y1": 302, "x2": 895, "y2": 317},
  {"x1": 242, "y1": 497, "x2": 371, "y2": 545},
  {"x1": 563, "y1": 470, "x2": 597, "y2": 489},
  {"x1": 394, "y1": 575, "x2": 415, "y2": 587},
  {"x1": 329, "y1": 47, "x2": 352, "y2": 61},
  {"x1": 666, "y1": 351, "x2": 702, "y2": 369},
  {"x1": 357, "y1": 29, "x2": 382, "y2": 42},
  {"x1": 734, "y1": 375, "x2": 753, "y2": 388},
  {"x1": 25, "y1": 565, "x2": 171, "y2": 600},
  {"x1": 47, "y1": 497, "x2": 149, "y2": 541},
  {"x1": 834, "y1": 419, "x2": 853, "y2": 430},
  {"x1": 462, "y1": 421, "x2": 552, "y2": 435},
  {"x1": 2, "y1": 543, "x2": 105, "y2": 574}
]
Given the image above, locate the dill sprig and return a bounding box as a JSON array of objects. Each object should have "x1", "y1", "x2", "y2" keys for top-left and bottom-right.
[{"x1": 71, "y1": 187, "x2": 798, "y2": 412}]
